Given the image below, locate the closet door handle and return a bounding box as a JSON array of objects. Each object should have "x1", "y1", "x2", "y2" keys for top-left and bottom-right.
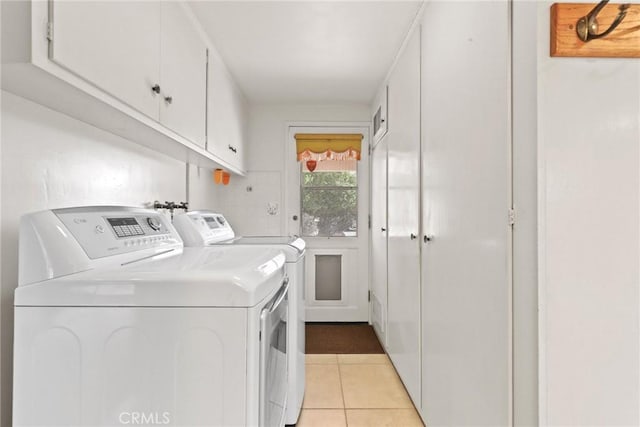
[
  {"x1": 424, "y1": 235, "x2": 433, "y2": 243},
  {"x1": 151, "y1": 84, "x2": 161, "y2": 94},
  {"x1": 410, "y1": 233, "x2": 417, "y2": 240},
  {"x1": 381, "y1": 227, "x2": 386, "y2": 232},
  {"x1": 164, "y1": 96, "x2": 173, "y2": 104}
]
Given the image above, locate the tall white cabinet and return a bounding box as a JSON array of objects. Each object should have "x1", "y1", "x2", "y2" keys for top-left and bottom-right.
[
  {"x1": 385, "y1": 29, "x2": 422, "y2": 408},
  {"x1": 370, "y1": 2, "x2": 512, "y2": 425},
  {"x1": 370, "y1": 137, "x2": 388, "y2": 346},
  {"x1": 420, "y1": 2, "x2": 511, "y2": 425}
]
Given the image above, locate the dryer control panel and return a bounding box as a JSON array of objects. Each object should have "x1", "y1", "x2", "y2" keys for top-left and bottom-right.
[{"x1": 173, "y1": 211, "x2": 235, "y2": 246}]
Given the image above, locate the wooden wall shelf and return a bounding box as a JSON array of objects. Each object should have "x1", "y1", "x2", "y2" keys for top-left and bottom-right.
[{"x1": 551, "y1": 2, "x2": 640, "y2": 58}]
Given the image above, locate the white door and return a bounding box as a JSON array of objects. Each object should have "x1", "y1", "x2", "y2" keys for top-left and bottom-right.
[
  {"x1": 420, "y1": 2, "x2": 512, "y2": 425},
  {"x1": 386, "y1": 30, "x2": 421, "y2": 406},
  {"x1": 370, "y1": 138, "x2": 388, "y2": 346},
  {"x1": 160, "y1": 2, "x2": 207, "y2": 148},
  {"x1": 286, "y1": 126, "x2": 370, "y2": 322},
  {"x1": 49, "y1": 1, "x2": 161, "y2": 119}
]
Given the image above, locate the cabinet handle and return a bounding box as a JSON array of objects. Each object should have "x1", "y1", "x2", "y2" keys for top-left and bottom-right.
[
  {"x1": 164, "y1": 96, "x2": 173, "y2": 104},
  {"x1": 424, "y1": 235, "x2": 433, "y2": 243},
  {"x1": 228, "y1": 145, "x2": 237, "y2": 154},
  {"x1": 410, "y1": 233, "x2": 417, "y2": 240},
  {"x1": 381, "y1": 227, "x2": 386, "y2": 232},
  {"x1": 151, "y1": 84, "x2": 161, "y2": 94}
]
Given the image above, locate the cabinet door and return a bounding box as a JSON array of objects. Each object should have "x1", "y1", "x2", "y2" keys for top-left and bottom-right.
[
  {"x1": 420, "y1": 2, "x2": 511, "y2": 425},
  {"x1": 50, "y1": 1, "x2": 161, "y2": 119},
  {"x1": 207, "y1": 53, "x2": 247, "y2": 172},
  {"x1": 370, "y1": 138, "x2": 388, "y2": 347},
  {"x1": 386, "y1": 29, "x2": 421, "y2": 407},
  {"x1": 159, "y1": 2, "x2": 207, "y2": 148}
]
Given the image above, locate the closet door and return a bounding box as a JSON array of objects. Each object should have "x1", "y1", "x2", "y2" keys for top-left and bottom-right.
[
  {"x1": 370, "y1": 137, "x2": 388, "y2": 347},
  {"x1": 386, "y1": 29, "x2": 421, "y2": 406},
  {"x1": 420, "y1": 2, "x2": 511, "y2": 425}
]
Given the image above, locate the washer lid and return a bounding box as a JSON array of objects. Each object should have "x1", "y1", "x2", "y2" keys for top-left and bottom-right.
[{"x1": 15, "y1": 246, "x2": 286, "y2": 308}]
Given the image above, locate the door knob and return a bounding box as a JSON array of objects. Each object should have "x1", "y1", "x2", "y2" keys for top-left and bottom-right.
[
  {"x1": 292, "y1": 215, "x2": 298, "y2": 221},
  {"x1": 381, "y1": 227, "x2": 386, "y2": 232}
]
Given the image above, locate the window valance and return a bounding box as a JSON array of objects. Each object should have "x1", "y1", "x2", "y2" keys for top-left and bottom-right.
[{"x1": 295, "y1": 133, "x2": 363, "y2": 162}]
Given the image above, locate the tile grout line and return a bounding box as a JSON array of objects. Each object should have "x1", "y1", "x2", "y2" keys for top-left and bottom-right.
[{"x1": 336, "y1": 355, "x2": 348, "y2": 426}]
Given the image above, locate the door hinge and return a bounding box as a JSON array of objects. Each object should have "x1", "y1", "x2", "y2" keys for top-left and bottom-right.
[
  {"x1": 508, "y1": 207, "x2": 516, "y2": 226},
  {"x1": 368, "y1": 290, "x2": 371, "y2": 302},
  {"x1": 368, "y1": 214, "x2": 371, "y2": 229},
  {"x1": 46, "y1": 22, "x2": 54, "y2": 42},
  {"x1": 368, "y1": 144, "x2": 372, "y2": 156}
]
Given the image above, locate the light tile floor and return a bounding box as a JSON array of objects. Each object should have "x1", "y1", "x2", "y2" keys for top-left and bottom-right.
[{"x1": 297, "y1": 354, "x2": 424, "y2": 427}]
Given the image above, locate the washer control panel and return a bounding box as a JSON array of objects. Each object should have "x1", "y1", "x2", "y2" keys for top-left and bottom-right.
[
  {"x1": 55, "y1": 207, "x2": 182, "y2": 259},
  {"x1": 107, "y1": 217, "x2": 146, "y2": 238}
]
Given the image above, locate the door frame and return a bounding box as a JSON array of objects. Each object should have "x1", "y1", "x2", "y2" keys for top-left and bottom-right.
[{"x1": 284, "y1": 122, "x2": 371, "y2": 322}]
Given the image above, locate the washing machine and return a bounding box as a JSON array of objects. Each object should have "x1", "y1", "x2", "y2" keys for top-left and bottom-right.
[
  {"x1": 173, "y1": 211, "x2": 306, "y2": 425},
  {"x1": 14, "y1": 206, "x2": 289, "y2": 426}
]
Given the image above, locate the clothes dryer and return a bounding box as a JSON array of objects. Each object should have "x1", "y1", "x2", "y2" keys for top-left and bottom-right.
[
  {"x1": 173, "y1": 211, "x2": 306, "y2": 425},
  {"x1": 14, "y1": 206, "x2": 288, "y2": 426}
]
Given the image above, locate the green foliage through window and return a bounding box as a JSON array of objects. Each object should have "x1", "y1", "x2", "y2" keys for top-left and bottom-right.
[{"x1": 301, "y1": 169, "x2": 358, "y2": 237}]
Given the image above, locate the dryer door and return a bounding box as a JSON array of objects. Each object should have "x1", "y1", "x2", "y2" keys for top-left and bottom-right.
[{"x1": 259, "y1": 278, "x2": 289, "y2": 427}]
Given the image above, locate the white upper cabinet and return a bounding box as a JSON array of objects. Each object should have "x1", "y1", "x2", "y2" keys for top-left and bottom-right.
[
  {"x1": 159, "y1": 2, "x2": 207, "y2": 148},
  {"x1": 207, "y1": 52, "x2": 248, "y2": 173},
  {"x1": 50, "y1": 1, "x2": 207, "y2": 147},
  {"x1": 2, "y1": 1, "x2": 244, "y2": 173},
  {"x1": 49, "y1": 1, "x2": 162, "y2": 120}
]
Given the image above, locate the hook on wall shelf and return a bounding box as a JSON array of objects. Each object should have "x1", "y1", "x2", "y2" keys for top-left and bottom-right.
[
  {"x1": 576, "y1": 0, "x2": 630, "y2": 41},
  {"x1": 551, "y1": 1, "x2": 640, "y2": 58}
]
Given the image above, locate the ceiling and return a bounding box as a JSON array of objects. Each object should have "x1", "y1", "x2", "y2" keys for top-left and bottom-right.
[{"x1": 189, "y1": 1, "x2": 423, "y2": 104}]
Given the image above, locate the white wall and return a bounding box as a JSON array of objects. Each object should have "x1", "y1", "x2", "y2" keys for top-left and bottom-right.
[
  {"x1": 211, "y1": 103, "x2": 369, "y2": 236},
  {"x1": 0, "y1": 91, "x2": 221, "y2": 425},
  {"x1": 537, "y1": 2, "x2": 640, "y2": 425}
]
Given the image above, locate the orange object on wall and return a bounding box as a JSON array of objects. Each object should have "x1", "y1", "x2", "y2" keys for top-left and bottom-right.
[
  {"x1": 213, "y1": 169, "x2": 224, "y2": 184},
  {"x1": 213, "y1": 169, "x2": 231, "y2": 185}
]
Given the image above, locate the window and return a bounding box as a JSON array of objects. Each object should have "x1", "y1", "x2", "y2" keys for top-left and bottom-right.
[{"x1": 301, "y1": 159, "x2": 358, "y2": 237}]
